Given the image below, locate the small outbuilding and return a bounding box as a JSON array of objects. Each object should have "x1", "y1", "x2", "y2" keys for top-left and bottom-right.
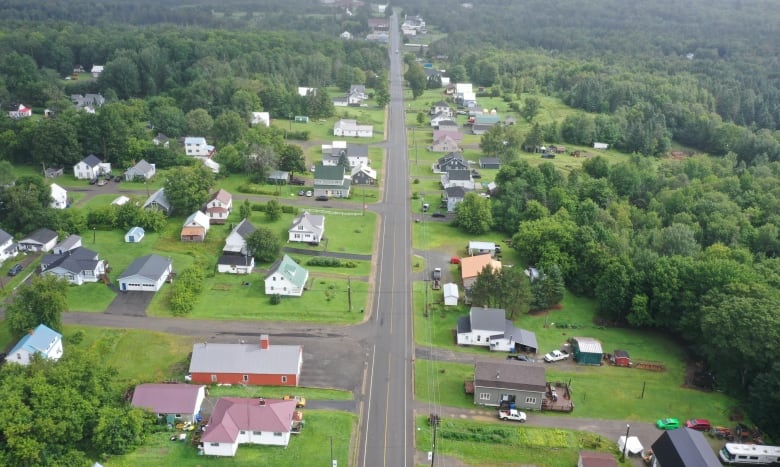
[
  {"x1": 443, "y1": 283, "x2": 458, "y2": 306},
  {"x1": 612, "y1": 349, "x2": 631, "y2": 367},
  {"x1": 125, "y1": 227, "x2": 145, "y2": 243},
  {"x1": 578, "y1": 451, "x2": 618, "y2": 467},
  {"x1": 570, "y1": 337, "x2": 604, "y2": 365}
]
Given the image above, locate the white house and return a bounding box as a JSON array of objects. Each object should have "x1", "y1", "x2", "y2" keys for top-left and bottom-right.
[
  {"x1": 223, "y1": 219, "x2": 256, "y2": 255},
  {"x1": 251, "y1": 112, "x2": 270, "y2": 127},
  {"x1": 19, "y1": 228, "x2": 58, "y2": 252},
  {"x1": 90, "y1": 65, "x2": 104, "y2": 78},
  {"x1": 217, "y1": 219, "x2": 256, "y2": 274},
  {"x1": 456, "y1": 307, "x2": 538, "y2": 353},
  {"x1": 40, "y1": 247, "x2": 105, "y2": 285},
  {"x1": 5, "y1": 324, "x2": 63, "y2": 365},
  {"x1": 204, "y1": 189, "x2": 232, "y2": 224},
  {"x1": 297, "y1": 87, "x2": 316, "y2": 97},
  {"x1": 0, "y1": 228, "x2": 17, "y2": 264},
  {"x1": 50, "y1": 183, "x2": 68, "y2": 209},
  {"x1": 333, "y1": 119, "x2": 373, "y2": 138},
  {"x1": 131, "y1": 384, "x2": 206, "y2": 424},
  {"x1": 124, "y1": 226, "x2": 145, "y2": 243},
  {"x1": 322, "y1": 141, "x2": 370, "y2": 167},
  {"x1": 443, "y1": 283, "x2": 459, "y2": 306},
  {"x1": 8, "y1": 104, "x2": 32, "y2": 119},
  {"x1": 181, "y1": 211, "x2": 211, "y2": 242},
  {"x1": 593, "y1": 142, "x2": 609, "y2": 150},
  {"x1": 217, "y1": 252, "x2": 254, "y2": 275},
  {"x1": 125, "y1": 159, "x2": 156, "y2": 181},
  {"x1": 288, "y1": 212, "x2": 325, "y2": 244},
  {"x1": 73, "y1": 154, "x2": 111, "y2": 180},
  {"x1": 201, "y1": 398, "x2": 298, "y2": 456},
  {"x1": 265, "y1": 255, "x2": 308, "y2": 297},
  {"x1": 117, "y1": 254, "x2": 173, "y2": 292},
  {"x1": 184, "y1": 137, "x2": 215, "y2": 157}
]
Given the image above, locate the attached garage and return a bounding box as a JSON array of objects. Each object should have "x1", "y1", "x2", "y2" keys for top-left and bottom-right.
[{"x1": 570, "y1": 337, "x2": 603, "y2": 365}]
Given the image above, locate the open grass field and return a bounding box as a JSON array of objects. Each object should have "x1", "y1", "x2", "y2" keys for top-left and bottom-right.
[
  {"x1": 416, "y1": 415, "x2": 624, "y2": 467},
  {"x1": 107, "y1": 410, "x2": 355, "y2": 467}
]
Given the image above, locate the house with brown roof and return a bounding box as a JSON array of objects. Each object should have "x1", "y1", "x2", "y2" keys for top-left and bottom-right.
[
  {"x1": 578, "y1": 451, "x2": 618, "y2": 467},
  {"x1": 204, "y1": 189, "x2": 232, "y2": 224},
  {"x1": 201, "y1": 397, "x2": 298, "y2": 456},
  {"x1": 131, "y1": 384, "x2": 206, "y2": 423},
  {"x1": 460, "y1": 254, "x2": 501, "y2": 291},
  {"x1": 472, "y1": 361, "x2": 546, "y2": 410},
  {"x1": 181, "y1": 211, "x2": 210, "y2": 242}
]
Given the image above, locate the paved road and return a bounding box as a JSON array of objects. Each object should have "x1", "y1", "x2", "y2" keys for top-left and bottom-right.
[{"x1": 357, "y1": 11, "x2": 414, "y2": 467}]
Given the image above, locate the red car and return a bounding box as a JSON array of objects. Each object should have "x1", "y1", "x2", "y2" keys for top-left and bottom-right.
[{"x1": 685, "y1": 419, "x2": 712, "y2": 431}]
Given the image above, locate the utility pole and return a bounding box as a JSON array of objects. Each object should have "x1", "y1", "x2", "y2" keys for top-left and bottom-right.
[
  {"x1": 347, "y1": 276, "x2": 352, "y2": 312},
  {"x1": 430, "y1": 416, "x2": 437, "y2": 467}
]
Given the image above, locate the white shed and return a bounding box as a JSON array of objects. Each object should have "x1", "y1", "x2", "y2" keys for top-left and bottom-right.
[
  {"x1": 125, "y1": 227, "x2": 145, "y2": 243},
  {"x1": 443, "y1": 283, "x2": 459, "y2": 306}
]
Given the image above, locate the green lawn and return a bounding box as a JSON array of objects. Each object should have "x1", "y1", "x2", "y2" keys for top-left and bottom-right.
[
  {"x1": 416, "y1": 416, "x2": 625, "y2": 467},
  {"x1": 107, "y1": 410, "x2": 355, "y2": 467},
  {"x1": 67, "y1": 282, "x2": 118, "y2": 312},
  {"x1": 207, "y1": 385, "x2": 352, "y2": 401}
]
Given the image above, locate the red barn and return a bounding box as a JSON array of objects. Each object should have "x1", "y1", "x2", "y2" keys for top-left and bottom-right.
[
  {"x1": 612, "y1": 349, "x2": 631, "y2": 367},
  {"x1": 188, "y1": 335, "x2": 302, "y2": 386}
]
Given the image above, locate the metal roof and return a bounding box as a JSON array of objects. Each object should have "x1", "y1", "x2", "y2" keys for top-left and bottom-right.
[
  {"x1": 267, "y1": 255, "x2": 308, "y2": 288},
  {"x1": 188, "y1": 342, "x2": 302, "y2": 375},
  {"x1": 573, "y1": 337, "x2": 603, "y2": 354},
  {"x1": 8, "y1": 324, "x2": 62, "y2": 357},
  {"x1": 131, "y1": 383, "x2": 205, "y2": 415},
  {"x1": 201, "y1": 398, "x2": 296, "y2": 443}
]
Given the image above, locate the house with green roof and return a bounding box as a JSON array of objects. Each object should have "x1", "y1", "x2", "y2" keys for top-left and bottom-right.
[
  {"x1": 264, "y1": 255, "x2": 309, "y2": 297},
  {"x1": 313, "y1": 164, "x2": 351, "y2": 198}
]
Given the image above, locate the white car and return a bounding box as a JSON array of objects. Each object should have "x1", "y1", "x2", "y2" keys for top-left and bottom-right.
[
  {"x1": 498, "y1": 409, "x2": 526, "y2": 422},
  {"x1": 543, "y1": 349, "x2": 569, "y2": 363}
]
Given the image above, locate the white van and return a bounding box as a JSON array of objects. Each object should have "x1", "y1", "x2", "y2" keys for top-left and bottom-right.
[{"x1": 719, "y1": 443, "x2": 780, "y2": 465}]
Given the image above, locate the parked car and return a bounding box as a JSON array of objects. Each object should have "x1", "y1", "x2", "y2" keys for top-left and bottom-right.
[
  {"x1": 656, "y1": 418, "x2": 681, "y2": 430},
  {"x1": 96, "y1": 179, "x2": 107, "y2": 186},
  {"x1": 432, "y1": 268, "x2": 442, "y2": 280},
  {"x1": 305, "y1": 190, "x2": 313, "y2": 197},
  {"x1": 7, "y1": 264, "x2": 23, "y2": 276},
  {"x1": 449, "y1": 256, "x2": 460, "y2": 264},
  {"x1": 114, "y1": 176, "x2": 122, "y2": 182},
  {"x1": 283, "y1": 395, "x2": 306, "y2": 408},
  {"x1": 685, "y1": 419, "x2": 712, "y2": 431},
  {"x1": 315, "y1": 195, "x2": 329, "y2": 201},
  {"x1": 290, "y1": 178, "x2": 305, "y2": 186},
  {"x1": 432, "y1": 212, "x2": 446, "y2": 218},
  {"x1": 543, "y1": 349, "x2": 569, "y2": 363},
  {"x1": 88, "y1": 178, "x2": 97, "y2": 185},
  {"x1": 506, "y1": 355, "x2": 533, "y2": 362},
  {"x1": 298, "y1": 190, "x2": 305, "y2": 196},
  {"x1": 498, "y1": 409, "x2": 526, "y2": 422}
]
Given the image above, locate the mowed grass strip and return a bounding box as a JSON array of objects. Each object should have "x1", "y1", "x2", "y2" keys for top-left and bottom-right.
[
  {"x1": 107, "y1": 410, "x2": 355, "y2": 467},
  {"x1": 207, "y1": 385, "x2": 352, "y2": 401},
  {"x1": 415, "y1": 415, "x2": 621, "y2": 467}
]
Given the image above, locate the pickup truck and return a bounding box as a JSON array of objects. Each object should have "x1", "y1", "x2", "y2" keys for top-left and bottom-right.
[
  {"x1": 498, "y1": 409, "x2": 526, "y2": 422},
  {"x1": 543, "y1": 349, "x2": 570, "y2": 363},
  {"x1": 432, "y1": 268, "x2": 441, "y2": 280}
]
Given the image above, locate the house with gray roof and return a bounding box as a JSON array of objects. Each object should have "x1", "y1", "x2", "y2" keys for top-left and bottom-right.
[
  {"x1": 441, "y1": 169, "x2": 475, "y2": 190},
  {"x1": 472, "y1": 360, "x2": 546, "y2": 410},
  {"x1": 117, "y1": 254, "x2": 172, "y2": 292},
  {"x1": 265, "y1": 255, "x2": 308, "y2": 297},
  {"x1": 131, "y1": 383, "x2": 206, "y2": 424},
  {"x1": 313, "y1": 164, "x2": 351, "y2": 198},
  {"x1": 142, "y1": 188, "x2": 172, "y2": 215},
  {"x1": 288, "y1": 212, "x2": 325, "y2": 244},
  {"x1": 479, "y1": 157, "x2": 501, "y2": 169},
  {"x1": 456, "y1": 307, "x2": 538, "y2": 353},
  {"x1": 40, "y1": 247, "x2": 105, "y2": 285},
  {"x1": 434, "y1": 152, "x2": 468, "y2": 173},
  {"x1": 322, "y1": 142, "x2": 370, "y2": 168},
  {"x1": 0, "y1": 228, "x2": 16, "y2": 263},
  {"x1": 19, "y1": 228, "x2": 58, "y2": 252},
  {"x1": 218, "y1": 218, "x2": 256, "y2": 274},
  {"x1": 444, "y1": 186, "x2": 467, "y2": 212},
  {"x1": 651, "y1": 428, "x2": 720, "y2": 467},
  {"x1": 73, "y1": 154, "x2": 111, "y2": 180},
  {"x1": 125, "y1": 159, "x2": 156, "y2": 181},
  {"x1": 188, "y1": 334, "x2": 303, "y2": 387},
  {"x1": 222, "y1": 219, "x2": 256, "y2": 256},
  {"x1": 52, "y1": 234, "x2": 82, "y2": 254}
]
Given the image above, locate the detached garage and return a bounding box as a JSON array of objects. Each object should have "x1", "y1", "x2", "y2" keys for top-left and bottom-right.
[
  {"x1": 570, "y1": 337, "x2": 603, "y2": 365},
  {"x1": 117, "y1": 254, "x2": 172, "y2": 292}
]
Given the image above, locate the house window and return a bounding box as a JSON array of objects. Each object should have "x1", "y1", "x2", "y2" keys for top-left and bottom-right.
[
  {"x1": 273, "y1": 432, "x2": 283, "y2": 437},
  {"x1": 281, "y1": 376, "x2": 288, "y2": 383},
  {"x1": 242, "y1": 375, "x2": 248, "y2": 382},
  {"x1": 240, "y1": 430, "x2": 246, "y2": 435},
  {"x1": 210, "y1": 442, "x2": 219, "y2": 447},
  {"x1": 253, "y1": 431, "x2": 263, "y2": 435},
  {"x1": 479, "y1": 393, "x2": 490, "y2": 401},
  {"x1": 211, "y1": 374, "x2": 217, "y2": 382},
  {"x1": 476, "y1": 335, "x2": 481, "y2": 342},
  {"x1": 525, "y1": 397, "x2": 537, "y2": 404}
]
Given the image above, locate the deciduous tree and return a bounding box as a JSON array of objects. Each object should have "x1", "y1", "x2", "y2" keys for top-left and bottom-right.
[
  {"x1": 246, "y1": 226, "x2": 281, "y2": 262},
  {"x1": 5, "y1": 275, "x2": 67, "y2": 337},
  {"x1": 455, "y1": 192, "x2": 493, "y2": 234},
  {"x1": 163, "y1": 165, "x2": 214, "y2": 214}
]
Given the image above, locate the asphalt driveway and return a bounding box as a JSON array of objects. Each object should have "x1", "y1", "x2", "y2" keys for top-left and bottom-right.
[{"x1": 104, "y1": 291, "x2": 155, "y2": 316}]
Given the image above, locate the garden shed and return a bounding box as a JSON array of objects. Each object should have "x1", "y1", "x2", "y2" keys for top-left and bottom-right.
[
  {"x1": 612, "y1": 349, "x2": 631, "y2": 367},
  {"x1": 570, "y1": 337, "x2": 603, "y2": 365},
  {"x1": 125, "y1": 226, "x2": 145, "y2": 243}
]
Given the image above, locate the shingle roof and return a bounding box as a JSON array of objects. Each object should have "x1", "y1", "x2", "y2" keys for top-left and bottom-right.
[
  {"x1": 82, "y1": 154, "x2": 102, "y2": 167},
  {"x1": 54, "y1": 234, "x2": 81, "y2": 253},
  {"x1": 8, "y1": 324, "x2": 62, "y2": 357},
  {"x1": 447, "y1": 169, "x2": 472, "y2": 181},
  {"x1": 290, "y1": 212, "x2": 324, "y2": 237},
  {"x1": 130, "y1": 159, "x2": 154, "y2": 174},
  {"x1": 131, "y1": 384, "x2": 205, "y2": 415},
  {"x1": 267, "y1": 255, "x2": 308, "y2": 288},
  {"x1": 118, "y1": 254, "x2": 172, "y2": 281},
  {"x1": 234, "y1": 218, "x2": 256, "y2": 239},
  {"x1": 474, "y1": 361, "x2": 546, "y2": 392},
  {"x1": 188, "y1": 341, "x2": 302, "y2": 375},
  {"x1": 315, "y1": 164, "x2": 348, "y2": 181},
  {"x1": 41, "y1": 247, "x2": 99, "y2": 274},
  {"x1": 469, "y1": 307, "x2": 506, "y2": 333},
  {"x1": 445, "y1": 186, "x2": 467, "y2": 198},
  {"x1": 142, "y1": 188, "x2": 171, "y2": 212},
  {"x1": 201, "y1": 398, "x2": 297, "y2": 443},
  {"x1": 22, "y1": 228, "x2": 57, "y2": 245},
  {"x1": 651, "y1": 428, "x2": 720, "y2": 467},
  {"x1": 457, "y1": 315, "x2": 471, "y2": 334},
  {"x1": 0, "y1": 228, "x2": 12, "y2": 245}
]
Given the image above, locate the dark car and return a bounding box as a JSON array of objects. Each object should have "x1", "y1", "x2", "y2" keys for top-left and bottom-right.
[
  {"x1": 114, "y1": 176, "x2": 122, "y2": 182},
  {"x1": 88, "y1": 178, "x2": 97, "y2": 185},
  {"x1": 7, "y1": 264, "x2": 23, "y2": 276},
  {"x1": 431, "y1": 212, "x2": 446, "y2": 218},
  {"x1": 315, "y1": 195, "x2": 329, "y2": 201},
  {"x1": 506, "y1": 355, "x2": 533, "y2": 362},
  {"x1": 290, "y1": 178, "x2": 305, "y2": 186}
]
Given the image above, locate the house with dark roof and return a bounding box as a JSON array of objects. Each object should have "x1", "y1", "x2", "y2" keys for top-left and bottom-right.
[
  {"x1": 431, "y1": 112, "x2": 456, "y2": 128},
  {"x1": 430, "y1": 100, "x2": 452, "y2": 117},
  {"x1": 265, "y1": 255, "x2": 309, "y2": 297},
  {"x1": 204, "y1": 189, "x2": 232, "y2": 224},
  {"x1": 218, "y1": 219, "x2": 256, "y2": 274},
  {"x1": 288, "y1": 212, "x2": 325, "y2": 244},
  {"x1": 19, "y1": 228, "x2": 58, "y2": 252},
  {"x1": 650, "y1": 428, "x2": 720, "y2": 467},
  {"x1": 479, "y1": 157, "x2": 501, "y2": 170},
  {"x1": 117, "y1": 254, "x2": 173, "y2": 292},
  {"x1": 125, "y1": 159, "x2": 156, "y2": 181},
  {"x1": 222, "y1": 219, "x2": 256, "y2": 255},
  {"x1": 456, "y1": 307, "x2": 538, "y2": 353},
  {"x1": 5, "y1": 324, "x2": 63, "y2": 365},
  {"x1": 434, "y1": 152, "x2": 468, "y2": 173},
  {"x1": 472, "y1": 361, "x2": 546, "y2": 410},
  {"x1": 313, "y1": 164, "x2": 351, "y2": 198},
  {"x1": 472, "y1": 123, "x2": 491, "y2": 135},
  {"x1": 441, "y1": 169, "x2": 475, "y2": 190},
  {"x1": 0, "y1": 228, "x2": 17, "y2": 263},
  {"x1": 40, "y1": 247, "x2": 105, "y2": 285},
  {"x1": 73, "y1": 154, "x2": 111, "y2": 180},
  {"x1": 142, "y1": 188, "x2": 172, "y2": 215},
  {"x1": 322, "y1": 141, "x2": 370, "y2": 168},
  {"x1": 201, "y1": 397, "x2": 298, "y2": 456},
  {"x1": 152, "y1": 133, "x2": 170, "y2": 147},
  {"x1": 351, "y1": 165, "x2": 377, "y2": 185},
  {"x1": 188, "y1": 334, "x2": 303, "y2": 386},
  {"x1": 444, "y1": 186, "x2": 467, "y2": 212},
  {"x1": 428, "y1": 134, "x2": 461, "y2": 153},
  {"x1": 131, "y1": 384, "x2": 206, "y2": 424}
]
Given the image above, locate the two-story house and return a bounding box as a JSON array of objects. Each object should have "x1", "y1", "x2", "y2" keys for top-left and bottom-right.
[
  {"x1": 313, "y1": 165, "x2": 351, "y2": 198},
  {"x1": 322, "y1": 142, "x2": 370, "y2": 168},
  {"x1": 184, "y1": 137, "x2": 215, "y2": 157},
  {"x1": 218, "y1": 219, "x2": 256, "y2": 274},
  {"x1": 288, "y1": 212, "x2": 325, "y2": 244},
  {"x1": 434, "y1": 152, "x2": 468, "y2": 173},
  {"x1": 73, "y1": 154, "x2": 111, "y2": 180},
  {"x1": 204, "y1": 189, "x2": 232, "y2": 224}
]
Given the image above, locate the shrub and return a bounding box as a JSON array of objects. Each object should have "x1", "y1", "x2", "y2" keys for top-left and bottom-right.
[
  {"x1": 307, "y1": 257, "x2": 343, "y2": 267},
  {"x1": 270, "y1": 294, "x2": 281, "y2": 305}
]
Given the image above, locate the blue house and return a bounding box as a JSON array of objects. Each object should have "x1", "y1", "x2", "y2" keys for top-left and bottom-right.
[{"x1": 5, "y1": 324, "x2": 64, "y2": 365}]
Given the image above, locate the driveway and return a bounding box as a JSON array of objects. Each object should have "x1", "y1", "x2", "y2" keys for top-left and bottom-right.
[{"x1": 104, "y1": 291, "x2": 155, "y2": 316}]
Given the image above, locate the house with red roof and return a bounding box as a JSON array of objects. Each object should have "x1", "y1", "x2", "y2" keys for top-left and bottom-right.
[
  {"x1": 201, "y1": 397, "x2": 298, "y2": 456},
  {"x1": 8, "y1": 104, "x2": 32, "y2": 119},
  {"x1": 130, "y1": 383, "x2": 206, "y2": 423},
  {"x1": 203, "y1": 189, "x2": 232, "y2": 224}
]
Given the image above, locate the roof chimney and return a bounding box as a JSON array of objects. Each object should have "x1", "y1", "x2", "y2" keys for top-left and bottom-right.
[
  {"x1": 258, "y1": 398, "x2": 266, "y2": 406},
  {"x1": 260, "y1": 334, "x2": 269, "y2": 350}
]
